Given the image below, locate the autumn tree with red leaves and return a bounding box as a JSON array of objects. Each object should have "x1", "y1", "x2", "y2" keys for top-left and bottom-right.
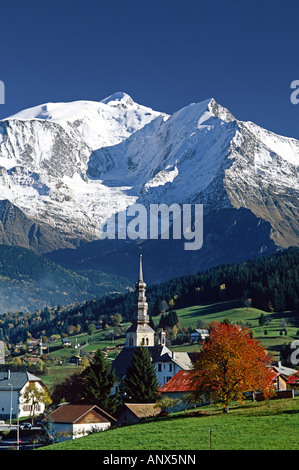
[{"x1": 190, "y1": 321, "x2": 274, "y2": 413}]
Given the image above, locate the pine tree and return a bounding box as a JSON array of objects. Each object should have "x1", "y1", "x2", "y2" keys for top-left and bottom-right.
[
  {"x1": 82, "y1": 348, "x2": 117, "y2": 414},
  {"x1": 120, "y1": 346, "x2": 159, "y2": 403}
]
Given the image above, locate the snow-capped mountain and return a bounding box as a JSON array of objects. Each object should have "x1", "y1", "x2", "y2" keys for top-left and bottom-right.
[{"x1": 0, "y1": 91, "x2": 298, "y2": 281}]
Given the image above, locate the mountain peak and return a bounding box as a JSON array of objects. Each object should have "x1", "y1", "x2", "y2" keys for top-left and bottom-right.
[
  {"x1": 207, "y1": 98, "x2": 236, "y2": 122},
  {"x1": 101, "y1": 92, "x2": 135, "y2": 107}
]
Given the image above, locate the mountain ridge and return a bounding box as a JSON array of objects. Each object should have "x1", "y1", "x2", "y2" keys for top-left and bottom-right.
[{"x1": 0, "y1": 92, "x2": 298, "y2": 284}]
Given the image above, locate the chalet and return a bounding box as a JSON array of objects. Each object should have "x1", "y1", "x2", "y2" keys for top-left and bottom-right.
[
  {"x1": 0, "y1": 371, "x2": 48, "y2": 420},
  {"x1": 115, "y1": 403, "x2": 161, "y2": 426},
  {"x1": 69, "y1": 355, "x2": 81, "y2": 365},
  {"x1": 190, "y1": 329, "x2": 209, "y2": 342},
  {"x1": 44, "y1": 404, "x2": 116, "y2": 441},
  {"x1": 269, "y1": 367, "x2": 288, "y2": 392}
]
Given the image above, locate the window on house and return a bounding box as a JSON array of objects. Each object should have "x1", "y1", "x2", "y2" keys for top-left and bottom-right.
[
  {"x1": 157, "y1": 364, "x2": 162, "y2": 372},
  {"x1": 169, "y1": 364, "x2": 172, "y2": 372}
]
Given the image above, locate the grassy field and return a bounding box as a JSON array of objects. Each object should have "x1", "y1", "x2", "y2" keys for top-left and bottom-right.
[
  {"x1": 39, "y1": 397, "x2": 299, "y2": 451},
  {"x1": 174, "y1": 300, "x2": 299, "y2": 360},
  {"x1": 41, "y1": 325, "x2": 129, "y2": 387}
]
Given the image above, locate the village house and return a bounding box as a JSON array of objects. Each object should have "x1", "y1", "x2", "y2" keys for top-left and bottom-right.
[
  {"x1": 68, "y1": 355, "x2": 82, "y2": 365},
  {"x1": 62, "y1": 338, "x2": 72, "y2": 347},
  {"x1": 190, "y1": 329, "x2": 209, "y2": 342},
  {"x1": 254, "y1": 367, "x2": 294, "y2": 401},
  {"x1": 159, "y1": 370, "x2": 201, "y2": 412},
  {"x1": 44, "y1": 403, "x2": 116, "y2": 441},
  {"x1": 0, "y1": 370, "x2": 48, "y2": 420},
  {"x1": 159, "y1": 365, "x2": 294, "y2": 410},
  {"x1": 269, "y1": 367, "x2": 288, "y2": 392}
]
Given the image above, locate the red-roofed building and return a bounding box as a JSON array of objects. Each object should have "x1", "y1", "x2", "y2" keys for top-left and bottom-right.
[
  {"x1": 158, "y1": 370, "x2": 201, "y2": 412},
  {"x1": 159, "y1": 367, "x2": 293, "y2": 411},
  {"x1": 287, "y1": 372, "x2": 299, "y2": 389}
]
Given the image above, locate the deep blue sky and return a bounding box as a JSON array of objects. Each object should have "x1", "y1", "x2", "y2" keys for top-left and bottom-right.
[{"x1": 0, "y1": 0, "x2": 299, "y2": 138}]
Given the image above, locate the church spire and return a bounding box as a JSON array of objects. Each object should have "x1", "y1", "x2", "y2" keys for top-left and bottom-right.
[
  {"x1": 139, "y1": 253, "x2": 143, "y2": 282},
  {"x1": 135, "y1": 254, "x2": 148, "y2": 324},
  {"x1": 125, "y1": 254, "x2": 155, "y2": 347}
]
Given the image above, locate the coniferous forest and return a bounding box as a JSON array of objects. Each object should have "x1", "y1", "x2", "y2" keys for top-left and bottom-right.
[{"x1": 0, "y1": 247, "x2": 298, "y2": 345}]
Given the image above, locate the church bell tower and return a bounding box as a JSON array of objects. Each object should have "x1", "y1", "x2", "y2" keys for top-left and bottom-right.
[{"x1": 126, "y1": 254, "x2": 155, "y2": 347}]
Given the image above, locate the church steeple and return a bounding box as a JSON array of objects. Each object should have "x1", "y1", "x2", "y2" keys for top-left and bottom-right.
[
  {"x1": 134, "y1": 254, "x2": 149, "y2": 325},
  {"x1": 139, "y1": 253, "x2": 143, "y2": 282},
  {"x1": 125, "y1": 254, "x2": 155, "y2": 348}
]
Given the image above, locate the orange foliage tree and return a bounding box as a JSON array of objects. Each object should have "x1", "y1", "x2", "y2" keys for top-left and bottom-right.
[{"x1": 190, "y1": 321, "x2": 274, "y2": 412}]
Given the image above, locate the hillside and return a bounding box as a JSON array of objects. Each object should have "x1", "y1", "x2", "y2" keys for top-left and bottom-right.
[
  {"x1": 0, "y1": 245, "x2": 131, "y2": 313},
  {"x1": 170, "y1": 301, "x2": 299, "y2": 361},
  {"x1": 39, "y1": 398, "x2": 299, "y2": 450}
]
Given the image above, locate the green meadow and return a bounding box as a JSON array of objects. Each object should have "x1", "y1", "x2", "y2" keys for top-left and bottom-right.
[
  {"x1": 40, "y1": 397, "x2": 299, "y2": 451},
  {"x1": 172, "y1": 300, "x2": 299, "y2": 360}
]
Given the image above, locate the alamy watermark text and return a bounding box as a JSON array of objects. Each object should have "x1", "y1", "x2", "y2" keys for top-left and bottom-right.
[
  {"x1": 99, "y1": 203, "x2": 203, "y2": 251},
  {"x1": 0, "y1": 81, "x2": 4, "y2": 104}
]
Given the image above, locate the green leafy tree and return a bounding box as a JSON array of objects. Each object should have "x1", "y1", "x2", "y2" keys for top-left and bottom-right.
[
  {"x1": 82, "y1": 348, "x2": 117, "y2": 414},
  {"x1": 259, "y1": 313, "x2": 266, "y2": 326},
  {"x1": 120, "y1": 346, "x2": 159, "y2": 403},
  {"x1": 51, "y1": 371, "x2": 85, "y2": 405},
  {"x1": 113, "y1": 313, "x2": 122, "y2": 326}
]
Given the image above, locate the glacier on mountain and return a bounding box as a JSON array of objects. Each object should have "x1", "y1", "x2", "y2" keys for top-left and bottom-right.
[{"x1": 0, "y1": 92, "x2": 298, "y2": 253}]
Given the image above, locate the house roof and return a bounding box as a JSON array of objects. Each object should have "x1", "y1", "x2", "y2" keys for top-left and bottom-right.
[
  {"x1": 287, "y1": 372, "x2": 299, "y2": 385},
  {"x1": 45, "y1": 404, "x2": 116, "y2": 424},
  {"x1": 0, "y1": 371, "x2": 45, "y2": 391},
  {"x1": 117, "y1": 403, "x2": 161, "y2": 419},
  {"x1": 272, "y1": 364, "x2": 298, "y2": 377},
  {"x1": 159, "y1": 370, "x2": 197, "y2": 393}
]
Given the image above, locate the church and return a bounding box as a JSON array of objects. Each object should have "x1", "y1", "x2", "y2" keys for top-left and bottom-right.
[{"x1": 111, "y1": 254, "x2": 194, "y2": 394}]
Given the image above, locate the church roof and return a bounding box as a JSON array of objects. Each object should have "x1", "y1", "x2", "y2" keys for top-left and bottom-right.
[
  {"x1": 112, "y1": 345, "x2": 194, "y2": 381},
  {"x1": 112, "y1": 345, "x2": 170, "y2": 381},
  {"x1": 126, "y1": 323, "x2": 155, "y2": 333},
  {"x1": 112, "y1": 348, "x2": 137, "y2": 380}
]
